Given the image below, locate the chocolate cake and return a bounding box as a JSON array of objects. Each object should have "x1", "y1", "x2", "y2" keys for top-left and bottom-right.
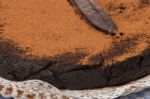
[{"x1": 0, "y1": 0, "x2": 150, "y2": 90}]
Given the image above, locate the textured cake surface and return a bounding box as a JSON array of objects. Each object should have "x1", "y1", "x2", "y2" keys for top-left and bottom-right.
[{"x1": 0, "y1": 0, "x2": 150, "y2": 89}]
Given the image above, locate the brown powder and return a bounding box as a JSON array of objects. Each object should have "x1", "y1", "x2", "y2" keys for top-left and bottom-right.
[
  {"x1": 0, "y1": 0, "x2": 150, "y2": 67},
  {"x1": 103, "y1": 33, "x2": 149, "y2": 63},
  {"x1": 0, "y1": 0, "x2": 111, "y2": 57}
]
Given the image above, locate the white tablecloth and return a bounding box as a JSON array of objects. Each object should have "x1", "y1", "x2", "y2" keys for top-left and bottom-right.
[{"x1": 0, "y1": 88, "x2": 150, "y2": 99}]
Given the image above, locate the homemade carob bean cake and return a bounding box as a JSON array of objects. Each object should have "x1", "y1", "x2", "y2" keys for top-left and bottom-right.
[{"x1": 0, "y1": 0, "x2": 150, "y2": 90}]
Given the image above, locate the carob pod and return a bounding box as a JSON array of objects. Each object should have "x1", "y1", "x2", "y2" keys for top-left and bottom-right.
[{"x1": 69, "y1": 0, "x2": 117, "y2": 35}]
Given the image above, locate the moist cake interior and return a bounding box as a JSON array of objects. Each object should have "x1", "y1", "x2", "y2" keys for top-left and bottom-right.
[{"x1": 0, "y1": 0, "x2": 150, "y2": 89}]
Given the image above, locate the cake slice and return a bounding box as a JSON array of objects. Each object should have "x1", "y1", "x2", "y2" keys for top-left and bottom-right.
[{"x1": 0, "y1": 0, "x2": 149, "y2": 89}]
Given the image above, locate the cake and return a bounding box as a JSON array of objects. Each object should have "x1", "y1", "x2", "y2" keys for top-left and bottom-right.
[{"x1": 0, "y1": 0, "x2": 150, "y2": 90}]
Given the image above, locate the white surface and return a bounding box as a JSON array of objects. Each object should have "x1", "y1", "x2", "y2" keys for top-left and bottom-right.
[{"x1": 0, "y1": 75, "x2": 150, "y2": 99}]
